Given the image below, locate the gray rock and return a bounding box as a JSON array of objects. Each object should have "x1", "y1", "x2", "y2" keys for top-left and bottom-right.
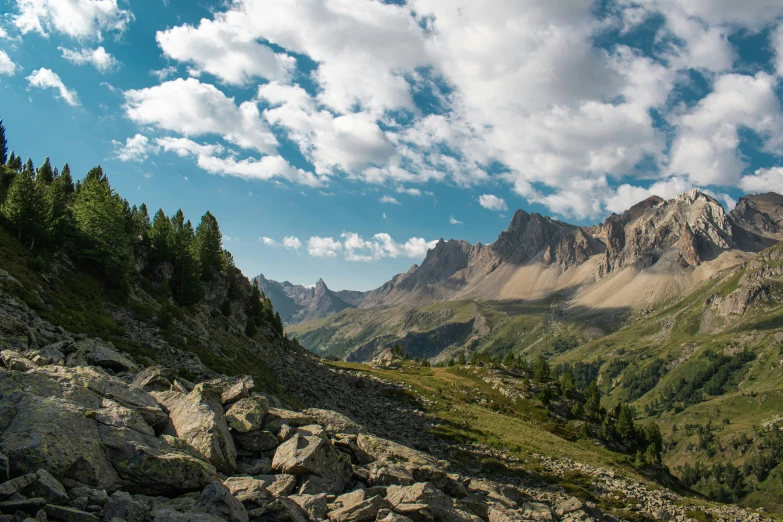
[
  {"x1": 0, "y1": 350, "x2": 37, "y2": 372},
  {"x1": 102, "y1": 491, "x2": 149, "y2": 522},
  {"x1": 153, "y1": 385, "x2": 237, "y2": 473},
  {"x1": 0, "y1": 496, "x2": 47, "y2": 513},
  {"x1": 0, "y1": 472, "x2": 37, "y2": 499},
  {"x1": 225, "y1": 397, "x2": 269, "y2": 433},
  {"x1": 0, "y1": 453, "x2": 8, "y2": 482},
  {"x1": 288, "y1": 493, "x2": 328, "y2": 520},
  {"x1": 386, "y1": 483, "x2": 453, "y2": 521},
  {"x1": 271, "y1": 434, "x2": 352, "y2": 494},
  {"x1": 235, "y1": 457, "x2": 272, "y2": 476},
  {"x1": 264, "y1": 408, "x2": 318, "y2": 433},
  {"x1": 21, "y1": 469, "x2": 69, "y2": 504},
  {"x1": 223, "y1": 475, "x2": 296, "y2": 503},
  {"x1": 192, "y1": 482, "x2": 248, "y2": 522},
  {"x1": 376, "y1": 510, "x2": 414, "y2": 522},
  {"x1": 43, "y1": 505, "x2": 100, "y2": 522},
  {"x1": 327, "y1": 491, "x2": 389, "y2": 522},
  {"x1": 357, "y1": 435, "x2": 447, "y2": 486},
  {"x1": 232, "y1": 430, "x2": 278, "y2": 453},
  {"x1": 132, "y1": 367, "x2": 173, "y2": 393}
]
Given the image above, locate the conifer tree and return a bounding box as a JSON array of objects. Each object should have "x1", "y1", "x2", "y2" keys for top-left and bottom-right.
[
  {"x1": 169, "y1": 209, "x2": 203, "y2": 306},
  {"x1": 1, "y1": 168, "x2": 45, "y2": 248},
  {"x1": 458, "y1": 352, "x2": 467, "y2": 365},
  {"x1": 24, "y1": 158, "x2": 34, "y2": 175},
  {"x1": 503, "y1": 352, "x2": 516, "y2": 367},
  {"x1": 37, "y1": 157, "x2": 54, "y2": 184},
  {"x1": 130, "y1": 203, "x2": 151, "y2": 243},
  {"x1": 273, "y1": 311, "x2": 284, "y2": 335},
  {"x1": 149, "y1": 209, "x2": 173, "y2": 262},
  {"x1": 71, "y1": 170, "x2": 132, "y2": 280},
  {"x1": 194, "y1": 211, "x2": 223, "y2": 280},
  {"x1": 0, "y1": 120, "x2": 7, "y2": 165},
  {"x1": 585, "y1": 381, "x2": 602, "y2": 418},
  {"x1": 45, "y1": 173, "x2": 71, "y2": 244},
  {"x1": 60, "y1": 164, "x2": 74, "y2": 194},
  {"x1": 7, "y1": 152, "x2": 20, "y2": 171},
  {"x1": 616, "y1": 405, "x2": 636, "y2": 443}
]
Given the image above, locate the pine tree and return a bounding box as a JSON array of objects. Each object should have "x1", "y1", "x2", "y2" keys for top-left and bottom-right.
[
  {"x1": 60, "y1": 164, "x2": 75, "y2": 194},
  {"x1": 129, "y1": 204, "x2": 151, "y2": 243},
  {"x1": 149, "y1": 209, "x2": 173, "y2": 262},
  {"x1": 169, "y1": 209, "x2": 203, "y2": 306},
  {"x1": 194, "y1": 211, "x2": 223, "y2": 280},
  {"x1": 533, "y1": 357, "x2": 551, "y2": 382},
  {"x1": 458, "y1": 353, "x2": 467, "y2": 365},
  {"x1": 561, "y1": 369, "x2": 575, "y2": 396},
  {"x1": 84, "y1": 165, "x2": 106, "y2": 184},
  {"x1": 7, "y1": 152, "x2": 21, "y2": 171},
  {"x1": 45, "y1": 173, "x2": 71, "y2": 245},
  {"x1": 37, "y1": 157, "x2": 54, "y2": 184},
  {"x1": 1, "y1": 168, "x2": 45, "y2": 248},
  {"x1": 24, "y1": 158, "x2": 34, "y2": 175},
  {"x1": 273, "y1": 311, "x2": 284, "y2": 335},
  {"x1": 503, "y1": 352, "x2": 515, "y2": 367},
  {"x1": 71, "y1": 171, "x2": 132, "y2": 280},
  {"x1": 585, "y1": 381, "x2": 602, "y2": 418},
  {"x1": 616, "y1": 404, "x2": 636, "y2": 443},
  {"x1": 0, "y1": 119, "x2": 7, "y2": 165}
]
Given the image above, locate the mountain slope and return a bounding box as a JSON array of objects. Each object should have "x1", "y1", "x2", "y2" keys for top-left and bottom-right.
[{"x1": 256, "y1": 274, "x2": 365, "y2": 324}]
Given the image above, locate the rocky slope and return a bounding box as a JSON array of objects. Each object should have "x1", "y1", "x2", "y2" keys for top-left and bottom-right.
[{"x1": 256, "y1": 275, "x2": 364, "y2": 324}]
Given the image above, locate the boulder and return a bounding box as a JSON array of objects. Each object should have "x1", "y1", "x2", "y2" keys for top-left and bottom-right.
[
  {"x1": 386, "y1": 483, "x2": 453, "y2": 521},
  {"x1": 264, "y1": 408, "x2": 318, "y2": 433},
  {"x1": 327, "y1": 490, "x2": 389, "y2": 522},
  {"x1": 218, "y1": 376, "x2": 255, "y2": 404},
  {"x1": 357, "y1": 435, "x2": 447, "y2": 486},
  {"x1": 21, "y1": 469, "x2": 69, "y2": 504},
  {"x1": 102, "y1": 491, "x2": 149, "y2": 522},
  {"x1": 377, "y1": 510, "x2": 414, "y2": 522},
  {"x1": 43, "y1": 505, "x2": 100, "y2": 522},
  {"x1": 225, "y1": 397, "x2": 269, "y2": 433},
  {"x1": 235, "y1": 457, "x2": 272, "y2": 476},
  {"x1": 271, "y1": 434, "x2": 352, "y2": 494},
  {"x1": 0, "y1": 350, "x2": 36, "y2": 372},
  {"x1": 223, "y1": 475, "x2": 297, "y2": 503},
  {"x1": 0, "y1": 453, "x2": 8, "y2": 482},
  {"x1": 64, "y1": 339, "x2": 138, "y2": 373},
  {"x1": 288, "y1": 493, "x2": 328, "y2": 520},
  {"x1": 132, "y1": 367, "x2": 174, "y2": 392},
  {"x1": 0, "y1": 497, "x2": 47, "y2": 514},
  {"x1": 0, "y1": 395, "x2": 119, "y2": 489},
  {"x1": 0, "y1": 473, "x2": 38, "y2": 498},
  {"x1": 192, "y1": 482, "x2": 248, "y2": 522},
  {"x1": 153, "y1": 386, "x2": 237, "y2": 473},
  {"x1": 232, "y1": 430, "x2": 278, "y2": 453},
  {"x1": 303, "y1": 409, "x2": 366, "y2": 436}
]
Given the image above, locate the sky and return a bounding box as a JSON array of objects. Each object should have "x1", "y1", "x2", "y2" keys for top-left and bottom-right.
[{"x1": 1, "y1": 1, "x2": 783, "y2": 291}]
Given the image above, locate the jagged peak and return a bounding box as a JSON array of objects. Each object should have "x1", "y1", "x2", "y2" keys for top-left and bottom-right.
[{"x1": 674, "y1": 189, "x2": 723, "y2": 207}]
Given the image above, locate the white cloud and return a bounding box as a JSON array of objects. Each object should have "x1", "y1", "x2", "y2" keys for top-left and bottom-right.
[
  {"x1": 340, "y1": 232, "x2": 437, "y2": 262},
  {"x1": 156, "y1": 18, "x2": 296, "y2": 85},
  {"x1": 380, "y1": 195, "x2": 400, "y2": 205},
  {"x1": 382, "y1": 212, "x2": 387, "y2": 219},
  {"x1": 26, "y1": 68, "x2": 79, "y2": 106},
  {"x1": 150, "y1": 66, "x2": 177, "y2": 81},
  {"x1": 0, "y1": 27, "x2": 7, "y2": 39},
  {"x1": 449, "y1": 216, "x2": 462, "y2": 225},
  {"x1": 739, "y1": 167, "x2": 783, "y2": 194},
  {"x1": 478, "y1": 194, "x2": 507, "y2": 211},
  {"x1": 774, "y1": 24, "x2": 783, "y2": 77},
  {"x1": 0, "y1": 51, "x2": 17, "y2": 75},
  {"x1": 283, "y1": 236, "x2": 301, "y2": 250},
  {"x1": 308, "y1": 236, "x2": 342, "y2": 258},
  {"x1": 396, "y1": 187, "x2": 422, "y2": 196},
  {"x1": 258, "y1": 82, "x2": 396, "y2": 176},
  {"x1": 668, "y1": 72, "x2": 783, "y2": 186},
  {"x1": 196, "y1": 154, "x2": 323, "y2": 187},
  {"x1": 59, "y1": 46, "x2": 119, "y2": 73},
  {"x1": 13, "y1": 0, "x2": 134, "y2": 40},
  {"x1": 156, "y1": 137, "x2": 224, "y2": 158},
  {"x1": 123, "y1": 78, "x2": 278, "y2": 155},
  {"x1": 260, "y1": 237, "x2": 277, "y2": 245},
  {"x1": 113, "y1": 134, "x2": 151, "y2": 162}
]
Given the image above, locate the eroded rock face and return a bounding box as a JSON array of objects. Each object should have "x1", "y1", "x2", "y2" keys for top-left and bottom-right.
[
  {"x1": 153, "y1": 386, "x2": 237, "y2": 473},
  {"x1": 225, "y1": 396, "x2": 269, "y2": 433}
]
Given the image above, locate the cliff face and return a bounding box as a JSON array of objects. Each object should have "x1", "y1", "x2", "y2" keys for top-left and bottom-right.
[
  {"x1": 359, "y1": 190, "x2": 778, "y2": 309},
  {"x1": 256, "y1": 275, "x2": 362, "y2": 324}
]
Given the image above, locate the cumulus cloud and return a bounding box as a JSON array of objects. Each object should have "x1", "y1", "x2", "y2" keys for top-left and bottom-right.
[
  {"x1": 113, "y1": 134, "x2": 151, "y2": 161},
  {"x1": 308, "y1": 236, "x2": 342, "y2": 258},
  {"x1": 668, "y1": 72, "x2": 783, "y2": 186},
  {"x1": 156, "y1": 18, "x2": 296, "y2": 85},
  {"x1": 59, "y1": 46, "x2": 119, "y2": 73},
  {"x1": 196, "y1": 154, "x2": 322, "y2": 187},
  {"x1": 156, "y1": 137, "x2": 224, "y2": 158},
  {"x1": 774, "y1": 24, "x2": 783, "y2": 77},
  {"x1": 260, "y1": 237, "x2": 277, "y2": 246},
  {"x1": 396, "y1": 187, "x2": 422, "y2": 196},
  {"x1": 13, "y1": 0, "x2": 134, "y2": 40},
  {"x1": 449, "y1": 216, "x2": 462, "y2": 225},
  {"x1": 478, "y1": 194, "x2": 507, "y2": 211},
  {"x1": 26, "y1": 68, "x2": 79, "y2": 106},
  {"x1": 124, "y1": 78, "x2": 278, "y2": 155},
  {"x1": 0, "y1": 51, "x2": 17, "y2": 75},
  {"x1": 380, "y1": 195, "x2": 400, "y2": 205},
  {"x1": 283, "y1": 236, "x2": 302, "y2": 250},
  {"x1": 739, "y1": 167, "x2": 783, "y2": 194}
]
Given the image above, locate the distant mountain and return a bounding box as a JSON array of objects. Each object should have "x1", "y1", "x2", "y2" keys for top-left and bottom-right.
[
  {"x1": 255, "y1": 274, "x2": 368, "y2": 324},
  {"x1": 291, "y1": 190, "x2": 783, "y2": 364}
]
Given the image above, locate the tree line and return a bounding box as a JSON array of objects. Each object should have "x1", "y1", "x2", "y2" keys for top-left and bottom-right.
[{"x1": 0, "y1": 119, "x2": 283, "y2": 338}]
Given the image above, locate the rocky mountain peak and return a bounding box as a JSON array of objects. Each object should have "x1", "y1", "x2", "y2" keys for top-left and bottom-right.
[{"x1": 730, "y1": 192, "x2": 783, "y2": 241}]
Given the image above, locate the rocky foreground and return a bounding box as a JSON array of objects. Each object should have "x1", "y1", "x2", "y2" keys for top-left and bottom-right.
[{"x1": 0, "y1": 290, "x2": 773, "y2": 522}]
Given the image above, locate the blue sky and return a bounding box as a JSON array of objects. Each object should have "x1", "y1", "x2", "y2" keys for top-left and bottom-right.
[{"x1": 1, "y1": 0, "x2": 783, "y2": 291}]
